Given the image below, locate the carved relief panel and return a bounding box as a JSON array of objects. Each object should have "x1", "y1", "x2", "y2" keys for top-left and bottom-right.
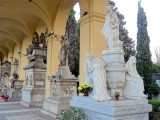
[
  {"x1": 35, "y1": 73, "x2": 45, "y2": 88},
  {"x1": 51, "y1": 81, "x2": 77, "y2": 98},
  {"x1": 26, "y1": 76, "x2": 29, "y2": 87}
]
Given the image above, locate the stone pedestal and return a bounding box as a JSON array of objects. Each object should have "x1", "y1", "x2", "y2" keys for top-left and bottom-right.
[
  {"x1": 102, "y1": 51, "x2": 127, "y2": 98},
  {"x1": 21, "y1": 47, "x2": 46, "y2": 107},
  {"x1": 8, "y1": 80, "x2": 23, "y2": 102},
  {"x1": 70, "y1": 96, "x2": 152, "y2": 120},
  {"x1": 8, "y1": 89, "x2": 22, "y2": 102},
  {"x1": 41, "y1": 97, "x2": 72, "y2": 118},
  {"x1": 41, "y1": 66, "x2": 78, "y2": 118}
]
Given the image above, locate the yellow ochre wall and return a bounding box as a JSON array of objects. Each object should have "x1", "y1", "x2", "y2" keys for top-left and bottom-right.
[
  {"x1": 2, "y1": 0, "x2": 109, "y2": 99},
  {"x1": 79, "y1": 0, "x2": 109, "y2": 84}
]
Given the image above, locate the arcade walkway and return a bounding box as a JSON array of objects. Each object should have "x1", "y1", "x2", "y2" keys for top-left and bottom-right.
[{"x1": 0, "y1": 99, "x2": 55, "y2": 120}]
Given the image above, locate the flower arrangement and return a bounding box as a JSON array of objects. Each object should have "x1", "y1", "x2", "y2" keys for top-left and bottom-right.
[
  {"x1": 78, "y1": 84, "x2": 91, "y2": 93},
  {"x1": 1, "y1": 88, "x2": 9, "y2": 102},
  {"x1": 115, "y1": 92, "x2": 120, "y2": 98}
]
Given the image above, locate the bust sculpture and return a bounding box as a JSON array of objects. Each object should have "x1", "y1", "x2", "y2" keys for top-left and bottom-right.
[
  {"x1": 124, "y1": 56, "x2": 147, "y2": 99},
  {"x1": 101, "y1": 5, "x2": 123, "y2": 53}
]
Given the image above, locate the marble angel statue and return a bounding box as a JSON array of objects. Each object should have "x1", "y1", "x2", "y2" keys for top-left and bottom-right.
[{"x1": 124, "y1": 56, "x2": 147, "y2": 99}]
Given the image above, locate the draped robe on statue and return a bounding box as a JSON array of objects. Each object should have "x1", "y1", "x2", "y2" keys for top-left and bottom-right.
[
  {"x1": 101, "y1": 5, "x2": 123, "y2": 52},
  {"x1": 91, "y1": 57, "x2": 111, "y2": 101},
  {"x1": 124, "y1": 56, "x2": 146, "y2": 99}
]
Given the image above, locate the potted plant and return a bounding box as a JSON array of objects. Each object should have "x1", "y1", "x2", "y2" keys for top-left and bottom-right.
[
  {"x1": 1, "y1": 94, "x2": 5, "y2": 100},
  {"x1": 3, "y1": 95, "x2": 8, "y2": 102},
  {"x1": 78, "y1": 84, "x2": 91, "y2": 96},
  {"x1": 115, "y1": 92, "x2": 120, "y2": 101},
  {"x1": 1, "y1": 94, "x2": 5, "y2": 98},
  {"x1": 1, "y1": 88, "x2": 8, "y2": 102}
]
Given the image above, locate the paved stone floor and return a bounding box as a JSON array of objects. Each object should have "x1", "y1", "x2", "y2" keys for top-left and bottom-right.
[{"x1": 0, "y1": 99, "x2": 56, "y2": 120}]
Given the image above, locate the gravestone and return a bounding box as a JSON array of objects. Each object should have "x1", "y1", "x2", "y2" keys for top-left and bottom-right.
[
  {"x1": 70, "y1": 4, "x2": 152, "y2": 120},
  {"x1": 41, "y1": 35, "x2": 78, "y2": 118},
  {"x1": 7, "y1": 58, "x2": 24, "y2": 102},
  {"x1": 21, "y1": 32, "x2": 47, "y2": 107}
]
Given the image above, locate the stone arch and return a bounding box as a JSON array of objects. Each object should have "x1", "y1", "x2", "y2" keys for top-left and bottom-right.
[
  {"x1": 52, "y1": 0, "x2": 77, "y2": 34},
  {"x1": 36, "y1": 20, "x2": 48, "y2": 34},
  {"x1": 0, "y1": 48, "x2": 7, "y2": 56},
  {"x1": 0, "y1": 40, "x2": 12, "y2": 52},
  {"x1": 0, "y1": 7, "x2": 32, "y2": 38},
  {"x1": 0, "y1": 31, "x2": 21, "y2": 47},
  {"x1": 78, "y1": 0, "x2": 89, "y2": 13}
]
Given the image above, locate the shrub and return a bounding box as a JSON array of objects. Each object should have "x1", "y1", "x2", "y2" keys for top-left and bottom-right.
[
  {"x1": 148, "y1": 82, "x2": 160, "y2": 95},
  {"x1": 60, "y1": 107, "x2": 86, "y2": 120},
  {"x1": 149, "y1": 99, "x2": 160, "y2": 119},
  {"x1": 149, "y1": 99, "x2": 160, "y2": 112}
]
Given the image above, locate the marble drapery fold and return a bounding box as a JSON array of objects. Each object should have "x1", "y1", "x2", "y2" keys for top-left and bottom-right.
[
  {"x1": 101, "y1": 5, "x2": 123, "y2": 53},
  {"x1": 124, "y1": 56, "x2": 147, "y2": 99}
]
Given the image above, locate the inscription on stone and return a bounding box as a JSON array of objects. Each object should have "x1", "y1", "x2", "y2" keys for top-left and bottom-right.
[
  {"x1": 22, "y1": 92, "x2": 30, "y2": 102},
  {"x1": 84, "y1": 110, "x2": 147, "y2": 120},
  {"x1": 35, "y1": 81, "x2": 44, "y2": 86},
  {"x1": 35, "y1": 74, "x2": 44, "y2": 80},
  {"x1": 115, "y1": 106, "x2": 138, "y2": 113},
  {"x1": 117, "y1": 115, "x2": 146, "y2": 120},
  {"x1": 84, "y1": 110, "x2": 103, "y2": 120}
]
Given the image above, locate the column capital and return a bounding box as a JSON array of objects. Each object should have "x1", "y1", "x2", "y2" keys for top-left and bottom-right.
[
  {"x1": 46, "y1": 35, "x2": 54, "y2": 42},
  {"x1": 79, "y1": 12, "x2": 106, "y2": 26}
]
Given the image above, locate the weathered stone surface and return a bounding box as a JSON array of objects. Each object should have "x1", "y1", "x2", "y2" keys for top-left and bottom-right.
[
  {"x1": 70, "y1": 96, "x2": 152, "y2": 120},
  {"x1": 7, "y1": 80, "x2": 23, "y2": 102},
  {"x1": 41, "y1": 97, "x2": 71, "y2": 118},
  {"x1": 102, "y1": 52, "x2": 127, "y2": 97},
  {"x1": 21, "y1": 47, "x2": 46, "y2": 107},
  {"x1": 8, "y1": 90, "x2": 22, "y2": 102},
  {"x1": 42, "y1": 66, "x2": 78, "y2": 118}
]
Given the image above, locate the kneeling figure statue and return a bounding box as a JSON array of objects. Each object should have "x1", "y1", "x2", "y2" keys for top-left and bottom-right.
[{"x1": 84, "y1": 53, "x2": 111, "y2": 101}]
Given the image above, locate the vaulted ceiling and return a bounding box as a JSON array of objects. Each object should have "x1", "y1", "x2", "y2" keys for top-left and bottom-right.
[{"x1": 0, "y1": 0, "x2": 78, "y2": 56}]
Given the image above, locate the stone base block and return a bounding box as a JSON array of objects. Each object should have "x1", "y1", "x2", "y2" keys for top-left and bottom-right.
[
  {"x1": 41, "y1": 97, "x2": 71, "y2": 119},
  {"x1": 20, "y1": 99, "x2": 43, "y2": 107},
  {"x1": 70, "y1": 96, "x2": 152, "y2": 120},
  {"x1": 7, "y1": 89, "x2": 22, "y2": 102},
  {"x1": 21, "y1": 89, "x2": 45, "y2": 107}
]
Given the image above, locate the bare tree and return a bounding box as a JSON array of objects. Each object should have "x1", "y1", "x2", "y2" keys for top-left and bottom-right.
[{"x1": 153, "y1": 46, "x2": 160, "y2": 64}]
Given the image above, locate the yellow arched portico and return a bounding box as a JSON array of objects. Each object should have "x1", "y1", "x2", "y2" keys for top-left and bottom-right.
[{"x1": 0, "y1": 0, "x2": 109, "y2": 99}]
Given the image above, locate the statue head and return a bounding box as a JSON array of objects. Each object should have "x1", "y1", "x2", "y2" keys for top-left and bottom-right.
[
  {"x1": 86, "y1": 52, "x2": 93, "y2": 60},
  {"x1": 106, "y1": 5, "x2": 112, "y2": 13},
  {"x1": 126, "y1": 56, "x2": 137, "y2": 67}
]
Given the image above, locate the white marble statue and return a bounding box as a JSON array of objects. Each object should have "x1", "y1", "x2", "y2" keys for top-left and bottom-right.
[
  {"x1": 101, "y1": 5, "x2": 123, "y2": 53},
  {"x1": 84, "y1": 52, "x2": 94, "y2": 88},
  {"x1": 124, "y1": 56, "x2": 147, "y2": 99},
  {"x1": 84, "y1": 53, "x2": 111, "y2": 101},
  {"x1": 89, "y1": 56, "x2": 111, "y2": 101}
]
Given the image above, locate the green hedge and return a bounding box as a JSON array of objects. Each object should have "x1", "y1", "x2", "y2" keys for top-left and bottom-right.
[
  {"x1": 149, "y1": 99, "x2": 160, "y2": 112},
  {"x1": 149, "y1": 99, "x2": 160, "y2": 120}
]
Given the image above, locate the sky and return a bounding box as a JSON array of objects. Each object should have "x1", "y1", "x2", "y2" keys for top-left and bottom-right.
[{"x1": 74, "y1": 0, "x2": 160, "y2": 61}]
